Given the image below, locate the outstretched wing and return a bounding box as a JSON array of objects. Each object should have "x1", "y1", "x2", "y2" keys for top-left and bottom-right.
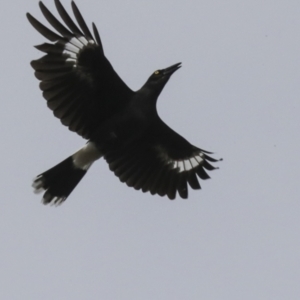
[
  {"x1": 27, "y1": 0, "x2": 134, "y2": 139},
  {"x1": 103, "y1": 119, "x2": 221, "y2": 199}
]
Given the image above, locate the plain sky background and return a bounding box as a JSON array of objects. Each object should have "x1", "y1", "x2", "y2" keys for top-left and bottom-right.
[{"x1": 1, "y1": 0, "x2": 299, "y2": 299}]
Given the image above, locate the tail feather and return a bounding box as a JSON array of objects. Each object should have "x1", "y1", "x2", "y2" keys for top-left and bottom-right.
[{"x1": 32, "y1": 156, "x2": 87, "y2": 205}]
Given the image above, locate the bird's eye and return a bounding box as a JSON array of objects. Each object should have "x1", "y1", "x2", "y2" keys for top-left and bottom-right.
[{"x1": 154, "y1": 70, "x2": 160, "y2": 75}]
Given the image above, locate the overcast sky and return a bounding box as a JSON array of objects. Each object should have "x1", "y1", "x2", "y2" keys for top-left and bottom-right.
[{"x1": 1, "y1": 0, "x2": 300, "y2": 299}]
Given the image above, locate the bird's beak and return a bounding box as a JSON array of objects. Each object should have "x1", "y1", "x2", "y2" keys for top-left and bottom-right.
[{"x1": 163, "y1": 62, "x2": 182, "y2": 77}]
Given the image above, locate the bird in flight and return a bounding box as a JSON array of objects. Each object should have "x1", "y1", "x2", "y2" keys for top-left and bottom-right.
[{"x1": 27, "y1": 0, "x2": 221, "y2": 205}]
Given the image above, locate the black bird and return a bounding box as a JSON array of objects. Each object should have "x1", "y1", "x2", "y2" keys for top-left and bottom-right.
[{"x1": 27, "y1": 0, "x2": 221, "y2": 205}]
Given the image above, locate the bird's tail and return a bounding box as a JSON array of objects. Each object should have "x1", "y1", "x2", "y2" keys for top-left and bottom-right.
[
  {"x1": 32, "y1": 156, "x2": 88, "y2": 205},
  {"x1": 32, "y1": 142, "x2": 102, "y2": 205}
]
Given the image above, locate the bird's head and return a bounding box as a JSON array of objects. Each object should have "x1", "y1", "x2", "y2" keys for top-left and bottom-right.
[{"x1": 144, "y1": 62, "x2": 182, "y2": 97}]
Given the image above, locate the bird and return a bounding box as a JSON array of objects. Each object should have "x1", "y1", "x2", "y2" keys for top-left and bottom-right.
[{"x1": 27, "y1": 0, "x2": 221, "y2": 205}]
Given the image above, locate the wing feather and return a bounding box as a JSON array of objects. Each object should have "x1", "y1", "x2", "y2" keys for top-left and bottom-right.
[
  {"x1": 92, "y1": 23, "x2": 104, "y2": 52},
  {"x1": 54, "y1": 0, "x2": 84, "y2": 36},
  {"x1": 103, "y1": 119, "x2": 221, "y2": 199},
  {"x1": 27, "y1": 13, "x2": 63, "y2": 42},
  {"x1": 39, "y1": 2, "x2": 74, "y2": 39},
  {"x1": 71, "y1": 1, "x2": 94, "y2": 41},
  {"x1": 28, "y1": 1, "x2": 134, "y2": 139}
]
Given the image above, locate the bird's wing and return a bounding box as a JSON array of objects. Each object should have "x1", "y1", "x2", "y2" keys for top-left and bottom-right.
[
  {"x1": 103, "y1": 119, "x2": 221, "y2": 199},
  {"x1": 27, "y1": 1, "x2": 134, "y2": 139}
]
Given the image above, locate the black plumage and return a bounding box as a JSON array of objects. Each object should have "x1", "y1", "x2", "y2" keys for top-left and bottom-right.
[{"x1": 28, "y1": 0, "x2": 221, "y2": 205}]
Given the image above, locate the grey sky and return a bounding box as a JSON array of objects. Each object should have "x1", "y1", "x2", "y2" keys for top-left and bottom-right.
[{"x1": 1, "y1": 0, "x2": 299, "y2": 299}]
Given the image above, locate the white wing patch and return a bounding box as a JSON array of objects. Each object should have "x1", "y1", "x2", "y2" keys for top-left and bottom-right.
[
  {"x1": 155, "y1": 146, "x2": 204, "y2": 173},
  {"x1": 62, "y1": 36, "x2": 95, "y2": 68}
]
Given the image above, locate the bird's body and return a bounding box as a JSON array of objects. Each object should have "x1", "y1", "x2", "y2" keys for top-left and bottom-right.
[{"x1": 28, "y1": 0, "x2": 221, "y2": 205}]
